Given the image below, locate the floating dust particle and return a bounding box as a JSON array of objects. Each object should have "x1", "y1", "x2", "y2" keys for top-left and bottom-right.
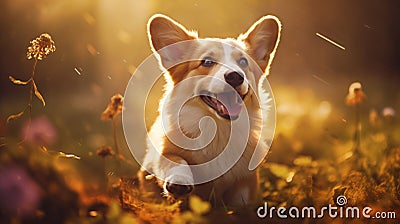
[
  {"x1": 90, "y1": 83, "x2": 103, "y2": 96},
  {"x1": 312, "y1": 74, "x2": 330, "y2": 85},
  {"x1": 83, "y1": 13, "x2": 96, "y2": 25},
  {"x1": 86, "y1": 44, "x2": 99, "y2": 56},
  {"x1": 117, "y1": 30, "x2": 131, "y2": 44},
  {"x1": 74, "y1": 67, "x2": 83, "y2": 76},
  {"x1": 128, "y1": 64, "x2": 136, "y2": 74},
  {"x1": 363, "y1": 24, "x2": 371, "y2": 29},
  {"x1": 316, "y1": 32, "x2": 346, "y2": 50}
]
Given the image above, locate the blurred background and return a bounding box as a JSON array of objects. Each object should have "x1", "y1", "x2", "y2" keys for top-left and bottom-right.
[
  {"x1": 1, "y1": 0, "x2": 399, "y2": 129},
  {"x1": 1, "y1": 0, "x2": 399, "y2": 157},
  {"x1": 0, "y1": 0, "x2": 399, "y2": 222},
  {"x1": 1, "y1": 0, "x2": 400, "y2": 182}
]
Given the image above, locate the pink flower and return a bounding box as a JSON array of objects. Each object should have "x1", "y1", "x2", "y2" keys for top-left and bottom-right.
[
  {"x1": 22, "y1": 116, "x2": 57, "y2": 146},
  {"x1": 0, "y1": 166, "x2": 42, "y2": 216}
]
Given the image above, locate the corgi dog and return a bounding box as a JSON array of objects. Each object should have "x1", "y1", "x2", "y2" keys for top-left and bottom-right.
[{"x1": 138, "y1": 14, "x2": 281, "y2": 206}]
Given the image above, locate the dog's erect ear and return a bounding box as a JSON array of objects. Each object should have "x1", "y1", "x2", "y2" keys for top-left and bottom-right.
[
  {"x1": 148, "y1": 14, "x2": 197, "y2": 70},
  {"x1": 239, "y1": 16, "x2": 281, "y2": 75}
]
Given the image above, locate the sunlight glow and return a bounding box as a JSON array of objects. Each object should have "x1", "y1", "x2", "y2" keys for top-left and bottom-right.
[{"x1": 313, "y1": 101, "x2": 332, "y2": 121}]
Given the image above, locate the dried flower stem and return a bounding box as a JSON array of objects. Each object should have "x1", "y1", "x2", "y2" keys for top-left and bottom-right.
[
  {"x1": 353, "y1": 104, "x2": 361, "y2": 154},
  {"x1": 18, "y1": 59, "x2": 39, "y2": 144},
  {"x1": 101, "y1": 94, "x2": 124, "y2": 158},
  {"x1": 103, "y1": 158, "x2": 109, "y2": 188},
  {"x1": 7, "y1": 33, "x2": 54, "y2": 125},
  {"x1": 345, "y1": 82, "x2": 365, "y2": 156},
  {"x1": 28, "y1": 59, "x2": 38, "y2": 124},
  {"x1": 96, "y1": 145, "x2": 114, "y2": 190},
  {"x1": 112, "y1": 117, "x2": 120, "y2": 156},
  {"x1": 10, "y1": 59, "x2": 40, "y2": 146}
]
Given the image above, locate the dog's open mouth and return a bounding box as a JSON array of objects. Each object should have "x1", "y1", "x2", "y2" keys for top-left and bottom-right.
[{"x1": 200, "y1": 90, "x2": 246, "y2": 120}]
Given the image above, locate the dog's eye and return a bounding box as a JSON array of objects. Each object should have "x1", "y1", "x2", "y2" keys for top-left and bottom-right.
[
  {"x1": 238, "y1": 57, "x2": 248, "y2": 68},
  {"x1": 201, "y1": 57, "x2": 216, "y2": 67}
]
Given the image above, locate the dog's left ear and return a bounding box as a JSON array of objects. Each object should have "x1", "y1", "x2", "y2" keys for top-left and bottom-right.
[{"x1": 239, "y1": 16, "x2": 281, "y2": 75}]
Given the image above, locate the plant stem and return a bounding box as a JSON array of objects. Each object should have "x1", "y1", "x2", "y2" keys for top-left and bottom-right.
[
  {"x1": 28, "y1": 59, "x2": 38, "y2": 124},
  {"x1": 112, "y1": 117, "x2": 120, "y2": 156},
  {"x1": 19, "y1": 59, "x2": 38, "y2": 145},
  {"x1": 353, "y1": 104, "x2": 361, "y2": 154},
  {"x1": 103, "y1": 158, "x2": 109, "y2": 190}
]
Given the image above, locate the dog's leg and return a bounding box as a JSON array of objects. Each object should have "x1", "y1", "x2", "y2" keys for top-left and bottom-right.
[
  {"x1": 138, "y1": 168, "x2": 163, "y2": 198},
  {"x1": 223, "y1": 172, "x2": 259, "y2": 206},
  {"x1": 158, "y1": 154, "x2": 194, "y2": 199}
]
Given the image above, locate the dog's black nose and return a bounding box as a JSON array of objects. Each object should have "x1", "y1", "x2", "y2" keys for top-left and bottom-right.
[{"x1": 224, "y1": 71, "x2": 244, "y2": 87}]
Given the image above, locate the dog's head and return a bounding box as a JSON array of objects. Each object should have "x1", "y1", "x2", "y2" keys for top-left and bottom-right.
[{"x1": 148, "y1": 14, "x2": 281, "y2": 121}]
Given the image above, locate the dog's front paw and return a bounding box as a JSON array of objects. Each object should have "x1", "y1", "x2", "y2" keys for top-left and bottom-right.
[
  {"x1": 164, "y1": 175, "x2": 194, "y2": 198},
  {"x1": 166, "y1": 182, "x2": 194, "y2": 197}
]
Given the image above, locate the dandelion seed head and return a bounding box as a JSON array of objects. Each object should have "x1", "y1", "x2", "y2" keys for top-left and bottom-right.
[
  {"x1": 101, "y1": 94, "x2": 124, "y2": 120},
  {"x1": 382, "y1": 107, "x2": 395, "y2": 117},
  {"x1": 348, "y1": 82, "x2": 362, "y2": 93},
  {"x1": 346, "y1": 82, "x2": 366, "y2": 106},
  {"x1": 26, "y1": 33, "x2": 56, "y2": 60}
]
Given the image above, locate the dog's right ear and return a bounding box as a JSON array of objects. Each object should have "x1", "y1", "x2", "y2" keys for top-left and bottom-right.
[{"x1": 147, "y1": 14, "x2": 197, "y2": 71}]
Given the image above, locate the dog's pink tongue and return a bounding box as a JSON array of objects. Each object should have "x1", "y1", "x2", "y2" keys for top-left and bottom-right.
[{"x1": 217, "y1": 91, "x2": 243, "y2": 117}]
